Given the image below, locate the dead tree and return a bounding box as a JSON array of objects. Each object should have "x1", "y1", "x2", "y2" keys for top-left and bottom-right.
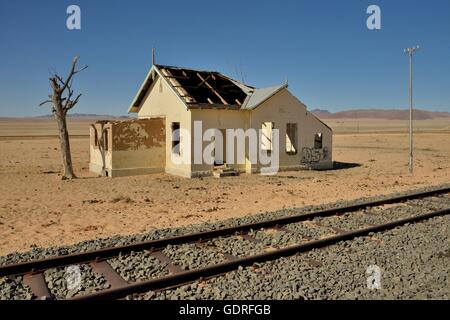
[{"x1": 40, "y1": 56, "x2": 87, "y2": 179}]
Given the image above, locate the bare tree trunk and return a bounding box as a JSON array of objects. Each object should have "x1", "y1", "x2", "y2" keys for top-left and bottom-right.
[{"x1": 55, "y1": 112, "x2": 75, "y2": 179}]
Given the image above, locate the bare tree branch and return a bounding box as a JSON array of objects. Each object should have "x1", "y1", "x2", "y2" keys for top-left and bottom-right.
[
  {"x1": 72, "y1": 93, "x2": 82, "y2": 105},
  {"x1": 55, "y1": 74, "x2": 66, "y2": 86},
  {"x1": 50, "y1": 77, "x2": 60, "y2": 91},
  {"x1": 65, "y1": 94, "x2": 82, "y2": 113},
  {"x1": 39, "y1": 100, "x2": 53, "y2": 106},
  {"x1": 63, "y1": 84, "x2": 74, "y2": 110},
  {"x1": 75, "y1": 65, "x2": 88, "y2": 74},
  {"x1": 58, "y1": 56, "x2": 79, "y2": 93},
  {"x1": 58, "y1": 56, "x2": 88, "y2": 93}
]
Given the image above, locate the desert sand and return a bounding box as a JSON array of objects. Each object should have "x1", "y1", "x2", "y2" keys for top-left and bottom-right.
[{"x1": 0, "y1": 118, "x2": 449, "y2": 256}]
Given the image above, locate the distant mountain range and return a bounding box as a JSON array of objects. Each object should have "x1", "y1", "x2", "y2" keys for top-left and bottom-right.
[
  {"x1": 311, "y1": 109, "x2": 450, "y2": 120},
  {"x1": 2, "y1": 110, "x2": 449, "y2": 121},
  {"x1": 34, "y1": 113, "x2": 131, "y2": 119}
]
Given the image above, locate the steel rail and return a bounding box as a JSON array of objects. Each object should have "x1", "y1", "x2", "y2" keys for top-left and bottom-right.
[
  {"x1": 72, "y1": 207, "x2": 450, "y2": 300},
  {"x1": 1, "y1": 186, "x2": 449, "y2": 277}
]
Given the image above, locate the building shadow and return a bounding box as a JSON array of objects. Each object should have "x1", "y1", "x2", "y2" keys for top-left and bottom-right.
[{"x1": 331, "y1": 161, "x2": 362, "y2": 170}]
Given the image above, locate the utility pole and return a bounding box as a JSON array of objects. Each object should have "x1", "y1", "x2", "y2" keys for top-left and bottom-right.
[{"x1": 404, "y1": 45, "x2": 420, "y2": 173}]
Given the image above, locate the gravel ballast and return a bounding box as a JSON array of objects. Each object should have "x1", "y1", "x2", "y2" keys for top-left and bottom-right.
[
  {"x1": 163, "y1": 244, "x2": 226, "y2": 270},
  {"x1": 108, "y1": 251, "x2": 168, "y2": 283},
  {"x1": 207, "y1": 236, "x2": 266, "y2": 257},
  {"x1": 0, "y1": 276, "x2": 34, "y2": 300},
  {"x1": 138, "y1": 214, "x2": 450, "y2": 300},
  {"x1": 248, "y1": 228, "x2": 307, "y2": 248},
  {"x1": 44, "y1": 264, "x2": 110, "y2": 299}
]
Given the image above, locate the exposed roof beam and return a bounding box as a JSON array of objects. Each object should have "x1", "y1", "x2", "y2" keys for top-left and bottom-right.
[
  {"x1": 187, "y1": 103, "x2": 240, "y2": 110},
  {"x1": 196, "y1": 72, "x2": 229, "y2": 105},
  {"x1": 162, "y1": 68, "x2": 196, "y2": 103},
  {"x1": 164, "y1": 75, "x2": 190, "y2": 80},
  {"x1": 196, "y1": 74, "x2": 212, "y2": 88}
]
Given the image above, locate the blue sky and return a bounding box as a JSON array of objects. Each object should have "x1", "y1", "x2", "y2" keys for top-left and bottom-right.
[{"x1": 0, "y1": 0, "x2": 449, "y2": 117}]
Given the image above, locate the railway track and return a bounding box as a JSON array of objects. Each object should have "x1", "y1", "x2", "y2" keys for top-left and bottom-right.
[{"x1": 1, "y1": 186, "x2": 450, "y2": 300}]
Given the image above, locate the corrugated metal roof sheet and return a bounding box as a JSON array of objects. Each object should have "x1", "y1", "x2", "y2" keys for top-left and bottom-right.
[{"x1": 241, "y1": 84, "x2": 288, "y2": 110}]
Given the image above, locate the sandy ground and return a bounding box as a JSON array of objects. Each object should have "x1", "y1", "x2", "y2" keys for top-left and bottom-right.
[
  {"x1": 325, "y1": 118, "x2": 450, "y2": 134},
  {"x1": 0, "y1": 118, "x2": 449, "y2": 256},
  {"x1": 0, "y1": 118, "x2": 93, "y2": 137}
]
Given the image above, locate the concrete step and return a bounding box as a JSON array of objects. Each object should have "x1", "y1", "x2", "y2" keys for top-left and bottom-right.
[
  {"x1": 213, "y1": 169, "x2": 239, "y2": 178},
  {"x1": 213, "y1": 164, "x2": 235, "y2": 172}
]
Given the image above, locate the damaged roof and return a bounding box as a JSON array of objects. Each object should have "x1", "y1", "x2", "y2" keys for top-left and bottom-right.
[{"x1": 128, "y1": 64, "x2": 287, "y2": 113}]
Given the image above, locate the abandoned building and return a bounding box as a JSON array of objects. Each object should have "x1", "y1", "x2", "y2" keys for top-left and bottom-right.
[{"x1": 89, "y1": 64, "x2": 333, "y2": 178}]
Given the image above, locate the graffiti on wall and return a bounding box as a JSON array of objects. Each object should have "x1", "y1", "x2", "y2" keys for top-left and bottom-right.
[{"x1": 300, "y1": 147, "x2": 328, "y2": 164}]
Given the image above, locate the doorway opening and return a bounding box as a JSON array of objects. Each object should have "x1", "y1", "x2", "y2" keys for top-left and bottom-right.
[{"x1": 213, "y1": 129, "x2": 227, "y2": 166}]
